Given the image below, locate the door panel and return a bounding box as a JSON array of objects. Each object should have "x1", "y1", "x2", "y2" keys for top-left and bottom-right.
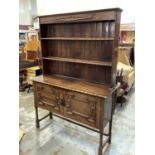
[
  {"x1": 35, "y1": 83, "x2": 63, "y2": 114},
  {"x1": 64, "y1": 90, "x2": 101, "y2": 128}
]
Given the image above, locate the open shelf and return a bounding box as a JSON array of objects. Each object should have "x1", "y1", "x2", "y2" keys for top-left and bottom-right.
[
  {"x1": 41, "y1": 37, "x2": 114, "y2": 41},
  {"x1": 42, "y1": 56, "x2": 112, "y2": 66},
  {"x1": 34, "y1": 75, "x2": 111, "y2": 98}
]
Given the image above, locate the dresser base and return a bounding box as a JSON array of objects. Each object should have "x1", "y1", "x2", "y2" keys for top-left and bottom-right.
[{"x1": 35, "y1": 106, "x2": 113, "y2": 155}]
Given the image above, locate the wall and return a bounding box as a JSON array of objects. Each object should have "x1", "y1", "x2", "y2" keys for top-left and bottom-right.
[
  {"x1": 19, "y1": 0, "x2": 37, "y2": 26},
  {"x1": 36, "y1": 0, "x2": 135, "y2": 23}
]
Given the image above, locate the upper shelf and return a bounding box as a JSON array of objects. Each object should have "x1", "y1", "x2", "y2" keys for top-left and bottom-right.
[
  {"x1": 40, "y1": 37, "x2": 114, "y2": 41},
  {"x1": 42, "y1": 56, "x2": 112, "y2": 66}
]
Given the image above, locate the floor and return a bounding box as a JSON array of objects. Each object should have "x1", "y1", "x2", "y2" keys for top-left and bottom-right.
[{"x1": 19, "y1": 88, "x2": 135, "y2": 155}]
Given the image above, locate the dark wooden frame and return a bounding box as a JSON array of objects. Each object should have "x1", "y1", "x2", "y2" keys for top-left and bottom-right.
[{"x1": 33, "y1": 8, "x2": 122, "y2": 155}]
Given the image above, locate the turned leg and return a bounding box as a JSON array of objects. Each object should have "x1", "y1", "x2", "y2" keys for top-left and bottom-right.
[
  {"x1": 109, "y1": 100, "x2": 114, "y2": 144},
  {"x1": 108, "y1": 120, "x2": 113, "y2": 144},
  {"x1": 112, "y1": 90, "x2": 117, "y2": 114},
  {"x1": 49, "y1": 112, "x2": 53, "y2": 119},
  {"x1": 108, "y1": 92, "x2": 115, "y2": 143},
  {"x1": 35, "y1": 106, "x2": 40, "y2": 128},
  {"x1": 98, "y1": 133, "x2": 103, "y2": 155}
]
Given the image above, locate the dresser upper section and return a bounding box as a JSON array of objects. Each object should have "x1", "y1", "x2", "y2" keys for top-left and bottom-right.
[{"x1": 39, "y1": 8, "x2": 122, "y2": 24}]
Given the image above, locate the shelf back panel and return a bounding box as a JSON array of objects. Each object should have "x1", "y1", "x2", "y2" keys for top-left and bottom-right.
[
  {"x1": 39, "y1": 9, "x2": 122, "y2": 87},
  {"x1": 41, "y1": 40, "x2": 113, "y2": 62},
  {"x1": 43, "y1": 60, "x2": 111, "y2": 84},
  {"x1": 40, "y1": 21, "x2": 115, "y2": 38}
]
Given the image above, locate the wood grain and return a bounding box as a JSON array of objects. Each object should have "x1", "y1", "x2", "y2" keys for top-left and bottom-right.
[
  {"x1": 34, "y1": 75, "x2": 111, "y2": 98},
  {"x1": 42, "y1": 56, "x2": 112, "y2": 66},
  {"x1": 34, "y1": 8, "x2": 122, "y2": 155}
]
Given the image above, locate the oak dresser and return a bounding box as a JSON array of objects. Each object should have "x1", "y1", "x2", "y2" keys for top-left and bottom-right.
[{"x1": 33, "y1": 8, "x2": 122, "y2": 155}]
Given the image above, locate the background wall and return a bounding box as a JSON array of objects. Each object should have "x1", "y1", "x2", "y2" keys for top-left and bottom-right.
[
  {"x1": 19, "y1": 0, "x2": 37, "y2": 25},
  {"x1": 36, "y1": 0, "x2": 135, "y2": 23},
  {"x1": 19, "y1": 0, "x2": 135, "y2": 25}
]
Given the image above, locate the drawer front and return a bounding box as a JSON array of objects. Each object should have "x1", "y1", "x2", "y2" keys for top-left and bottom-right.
[
  {"x1": 34, "y1": 82, "x2": 62, "y2": 114},
  {"x1": 64, "y1": 90, "x2": 101, "y2": 128}
]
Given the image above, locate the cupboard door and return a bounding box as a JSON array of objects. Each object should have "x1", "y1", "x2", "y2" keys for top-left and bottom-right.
[
  {"x1": 63, "y1": 90, "x2": 101, "y2": 128},
  {"x1": 35, "y1": 83, "x2": 63, "y2": 114}
]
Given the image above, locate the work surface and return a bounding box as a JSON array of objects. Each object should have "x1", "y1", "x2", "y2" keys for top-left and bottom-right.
[{"x1": 34, "y1": 75, "x2": 111, "y2": 98}]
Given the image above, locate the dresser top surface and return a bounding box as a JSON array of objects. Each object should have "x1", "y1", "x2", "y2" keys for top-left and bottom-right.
[{"x1": 34, "y1": 75, "x2": 112, "y2": 98}]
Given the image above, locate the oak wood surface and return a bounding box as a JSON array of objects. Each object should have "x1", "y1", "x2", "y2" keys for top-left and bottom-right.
[
  {"x1": 34, "y1": 75, "x2": 111, "y2": 98},
  {"x1": 41, "y1": 37, "x2": 114, "y2": 41},
  {"x1": 34, "y1": 81, "x2": 103, "y2": 128},
  {"x1": 39, "y1": 8, "x2": 122, "y2": 24},
  {"x1": 34, "y1": 8, "x2": 122, "y2": 155},
  {"x1": 42, "y1": 56, "x2": 112, "y2": 66}
]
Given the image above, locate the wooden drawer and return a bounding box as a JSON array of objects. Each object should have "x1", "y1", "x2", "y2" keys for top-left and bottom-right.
[
  {"x1": 34, "y1": 82, "x2": 62, "y2": 114},
  {"x1": 64, "y1": 90, "x2": 101, "y2": 128}
]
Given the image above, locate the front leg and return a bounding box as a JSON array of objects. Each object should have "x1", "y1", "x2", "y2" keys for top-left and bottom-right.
[
  {"x1": 49, "y1": 111, "x2": 53, "y2": 119},
  {"x1": 35, "y1": 106, "x2": 40, "y2": 128},
  {"x1": 98, "y1": 133, "x2": 103, "y2": 155}
]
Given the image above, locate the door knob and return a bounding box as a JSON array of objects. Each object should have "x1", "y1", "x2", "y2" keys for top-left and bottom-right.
[{"x1": 60, "y1": 99, "x2": 65, "y2": 106}]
